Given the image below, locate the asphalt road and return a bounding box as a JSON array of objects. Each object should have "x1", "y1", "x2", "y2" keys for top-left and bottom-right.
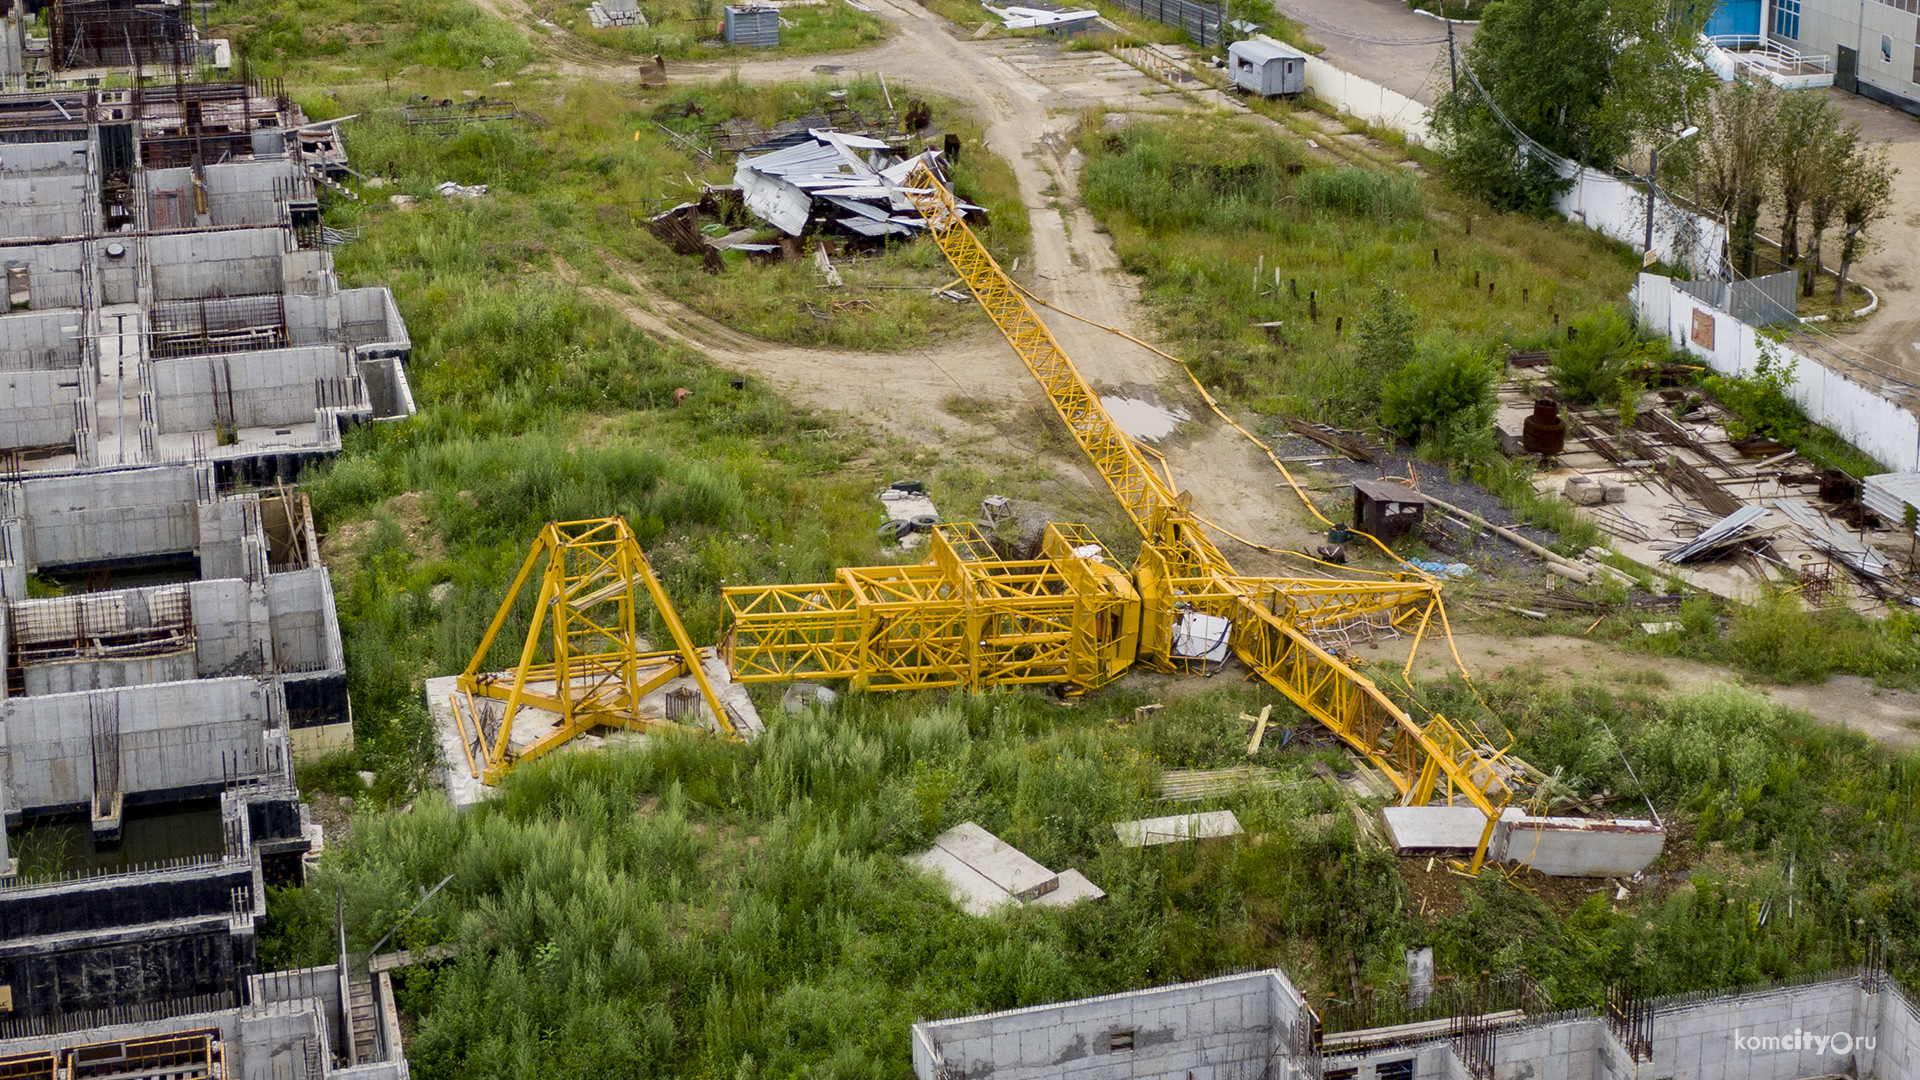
[{"x1": 1271, "y1": 0, "x2": 1469, "y2": 105}]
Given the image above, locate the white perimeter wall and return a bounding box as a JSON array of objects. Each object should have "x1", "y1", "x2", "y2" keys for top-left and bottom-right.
[{"x1": 1637, "y1": 273, "x2": 1920, "y2": 471}]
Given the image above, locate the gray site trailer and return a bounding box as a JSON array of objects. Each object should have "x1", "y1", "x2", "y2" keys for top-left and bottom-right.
[
  {"x1": 1228, "y1": 38, "x2": 1307, "y2": 97},
  {"x1": 723, "y1": 5, "x2": 781, "y2": 46}
]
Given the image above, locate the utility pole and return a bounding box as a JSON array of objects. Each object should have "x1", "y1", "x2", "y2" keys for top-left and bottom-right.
[
  {"x1": 1643, "y1": 146, "x2": 1659, "y2": 257},
  {"x1": 1446, "y1": 16, "x2": 1458, "y2": 95}
]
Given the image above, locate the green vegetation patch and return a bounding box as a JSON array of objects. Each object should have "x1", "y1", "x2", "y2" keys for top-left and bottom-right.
[
  {"x1": 1077, "y1": 116, "x2": 1635, "y2": 429},
  {"x1": 268, "y1": 678, "x2": 1920, "y2": 1079}
]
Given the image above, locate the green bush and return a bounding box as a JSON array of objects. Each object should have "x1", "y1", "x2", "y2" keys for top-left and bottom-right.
[
  {"x1": 1548, "y1": 310, "x2": 1642, "y2": 405},
  {"x1": 1380, "y1": 346, "x2": 1500, "y2": 464},
  {"x1": 1296, "y1": 167, "x2": 1424, "y2": 221}
]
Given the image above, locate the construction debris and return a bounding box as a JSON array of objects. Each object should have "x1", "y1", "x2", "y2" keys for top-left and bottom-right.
[
  {"x1": 1158, "y1": 766, "x2": 1295, "y2": 801},
  {"x1": 406, "y1": 99, "x2": 519, "y2": 132},
  {"x1": 983, "y1": 3, "x2": 1098, "y2": 29},
  {"x1": 878, "y1": 481, "x2": 939, "y2": 547},
  {"x1": 437, "y1": 180, "x2": 489, "y2": 199},
  {"x1": 1660, "y1": 505, "x2": 1769, "y2": 564},
  {"x1": 586, "y1": 0, "x2": 648, "y2": 27},
  {"x1": 1114, "y1": 810, "x2": 1244, "y2": 847},
  {"x1": 907, "y1": 822, "x2": 1104, "y2": 915},
  {"x1": 732, "y1": 130, "x2": 976, "y2": 238}
]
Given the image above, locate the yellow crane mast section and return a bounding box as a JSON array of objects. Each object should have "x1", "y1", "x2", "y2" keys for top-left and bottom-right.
[
  {"x1": 727, "y1": 164, "x2": 1516, "y2": 862},
  {"x1": 453, "y1": 517, "x2": 735, "y2": 785}
]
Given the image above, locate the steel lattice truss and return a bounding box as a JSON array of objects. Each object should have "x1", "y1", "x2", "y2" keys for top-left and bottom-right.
[
  {"x1": 707, "y1": 165, "x2": 1520, "y2": 868},
  {"x1": 452, "y1": 517, "x2": 734, "y2": 784}
]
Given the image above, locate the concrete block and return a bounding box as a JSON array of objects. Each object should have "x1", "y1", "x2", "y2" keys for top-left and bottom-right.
[
  {"x1": 1562, "y1": 475, "x2": 1605, "y2": 506},
  {"x1": 1114, "y1": 810, "x2": 1243, "y2": 847}
]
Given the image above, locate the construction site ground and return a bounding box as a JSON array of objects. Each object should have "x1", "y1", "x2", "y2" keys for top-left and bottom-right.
[{"x1": 308, "y1": 0, "x2": 1920, "y2": 751}]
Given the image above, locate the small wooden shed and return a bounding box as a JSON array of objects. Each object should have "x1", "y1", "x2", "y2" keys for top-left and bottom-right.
[{"x1": 1352, "y1": 478, "x2": 1426, "y2": 541}]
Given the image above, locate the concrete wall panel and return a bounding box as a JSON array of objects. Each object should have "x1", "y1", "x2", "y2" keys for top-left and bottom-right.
[
  {"x1": 0, "y1": 369, "x2": 81, "y2": 449},
  {"x1": 0, "y1": 309, "x2": 84, "y2": 369}
]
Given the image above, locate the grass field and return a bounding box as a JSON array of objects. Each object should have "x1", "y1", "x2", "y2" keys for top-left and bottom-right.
[{"x1": 267, "y1": 679, "x2": 1920, "y2": 1078}]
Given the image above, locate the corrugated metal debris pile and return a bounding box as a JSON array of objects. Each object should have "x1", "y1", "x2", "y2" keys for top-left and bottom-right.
[
  {"x1": 1493, "y1": 373, "x2": 1917, "y2": 607},
  {"x1": 645, "y1": 128, "x2": 980, "y2": 271},
  {"x1": 729, "y1": 129, "x2": 978, "y2": 239}
]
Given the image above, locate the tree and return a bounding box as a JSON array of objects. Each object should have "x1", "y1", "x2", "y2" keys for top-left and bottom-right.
[
  {"x1": 1798, "y1": 118, "x2": 1860, "y2": 297},
  {"x1": 1353, "y1": 285, "x2": 1416, "y2": 403},
  {"x1": 1672, "y1": 78, "x2": 1778, "y2": 278},
  {"x1": 1770, "y1": 90, "x2": 1847, "y2": 272},
  {"x1": 1832, "y1": 144, "x2": 1895, "y2": 306},
  {"x1": 1432, "y1": 0, "x2": 1711, "y2": 208}
]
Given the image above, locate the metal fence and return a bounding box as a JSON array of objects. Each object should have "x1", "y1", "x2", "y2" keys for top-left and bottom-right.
[
  {"x1": 1108, "y1": 0, "x2": 1226, "y2": 47},
  {"x1": 1674, "y1": 270, "x2": 1798, "y2": 327}
]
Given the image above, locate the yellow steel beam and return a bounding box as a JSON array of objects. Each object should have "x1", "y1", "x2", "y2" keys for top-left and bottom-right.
[
  {"x1": 452, "y1": 517, "x2": 735, "y2": 784},
  {"x1": 901, "y1": 164, "x2": 1517, "y2": 868}
]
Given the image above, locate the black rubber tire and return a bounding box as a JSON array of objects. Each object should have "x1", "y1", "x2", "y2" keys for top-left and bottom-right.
[
  {"x1": 876, "y1": 519, "x2": 910, "y2": 539},
  {"x1": 909, "y1": 514, "x2": 940, "y2": 533},
  {"x1": 889, "y1": 480, "x2": 925, "y2": 494}
]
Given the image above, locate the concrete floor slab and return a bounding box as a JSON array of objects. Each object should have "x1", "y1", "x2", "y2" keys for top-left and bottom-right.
[
  {"x1": 907, "y1": 821, "x2": 1104, "y2": 915},
  {"x1": 1381, "y1": 805, "x2": 1489, "y2": 851},
  {"x1": 1113, "y1": 809, "x2": 1243, "y2": 847}
]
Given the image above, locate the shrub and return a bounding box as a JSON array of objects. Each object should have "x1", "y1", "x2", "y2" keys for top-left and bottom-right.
[
  {"x1": 1549, "y1": 310, "x2": 1641, "y2": 405},
  {"x1": 1380, "y1": 347, "x2": 1500, "y2": 464},
  {"x1": 1296, "y1": 166, "x2": 1424, "y2": 220}
]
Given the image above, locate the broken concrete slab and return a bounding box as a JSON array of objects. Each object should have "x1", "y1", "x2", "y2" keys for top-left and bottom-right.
[
  {"x1": 1382, "y1": 805, "x2": 1667, "y2": 877},
  {"x1": 1381, "y1": 805, "x2": 1489, "y2": 851},
  {"x1": 906, "y1": 821, "x2": 1103, "y2": 915},
  {"x1": 1113, "y1": 809, "x2": 1244, "y2": 847}
]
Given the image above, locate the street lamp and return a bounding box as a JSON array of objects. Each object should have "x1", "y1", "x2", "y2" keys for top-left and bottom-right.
[{"x1": 1643, "y1": 125, "x2": 1700, "y2": 265}]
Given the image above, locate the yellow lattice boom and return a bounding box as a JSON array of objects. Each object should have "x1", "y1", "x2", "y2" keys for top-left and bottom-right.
[
  {"x1": 452, "y1": 517, "x2": 736, "y2": 785},
  {"x1": 897, "y1": 164, "x2": 1513, "y2": 866}
]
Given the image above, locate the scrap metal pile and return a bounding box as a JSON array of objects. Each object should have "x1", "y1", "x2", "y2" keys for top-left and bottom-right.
[{"x1": 729, "y1": 130, "x2": 979, "y2": 239}]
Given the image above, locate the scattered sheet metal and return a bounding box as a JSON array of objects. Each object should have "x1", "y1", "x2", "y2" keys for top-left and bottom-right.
[
  {"x1": 732, "y1": 130, "x2": 965, "y2": 237},
  {"x1": 984, "y1": 3, "x2": 1098, "y2": 28},
  {"x1": 1661, "y1": 504, "x2": 1768, "y2": 563},
  {"x1": 1863, "y1": 473, "x2": 1920, "y2": 534},
  {"x1": 1773, "y1": 499, "x2": 1895, "y2": 583}
]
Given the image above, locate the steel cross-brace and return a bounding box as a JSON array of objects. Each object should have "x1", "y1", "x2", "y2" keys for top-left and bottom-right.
[{"x1": 452, "y1": 517, "x2": 735, "y2": 785}]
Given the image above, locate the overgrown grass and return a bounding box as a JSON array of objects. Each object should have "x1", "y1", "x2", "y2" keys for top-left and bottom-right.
[
  {"x1": 1601, "y1": 592, "x2": 1920, "y2": 685},
  {"x1": 265, "y1": 678, "x2": 1920, "y2": 1078},
  {"x1": 1078, "y1": 116, "x2": 1637, "y2": 429}
]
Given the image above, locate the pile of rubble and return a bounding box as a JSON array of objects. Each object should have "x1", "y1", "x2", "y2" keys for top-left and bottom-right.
[
  {"x1": 728, "y1": 129, "x2": 979, "y2": 239},
  {"x1": 586, "y1": 0, "x2": 647, "y2": 26}
]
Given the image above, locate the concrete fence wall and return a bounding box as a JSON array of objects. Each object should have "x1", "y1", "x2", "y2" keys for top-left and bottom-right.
[
  {"x1": 1637, "y1": 273, "x2": 1920, "y2": 471},
  {"x1": 0, "y1": 309, "x2": 84, "y2": 369},
  {"x1": 913, "y1": 970, "x2": 1302, "y2": 1080},
  {"x1": 1553, "y1": 163, "x2": 1727, "y2": 279},
  {"x1": 1298, "y1": 55, "x2": 1431, "y2": 145},
  {"x1": 0, "y1": 369, "x2": 81, "y2": 450}
]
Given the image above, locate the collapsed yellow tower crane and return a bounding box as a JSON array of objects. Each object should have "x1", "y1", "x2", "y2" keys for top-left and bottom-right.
[{"x1": 721, "y1": 164, "x2": 1521, "y2": 870}]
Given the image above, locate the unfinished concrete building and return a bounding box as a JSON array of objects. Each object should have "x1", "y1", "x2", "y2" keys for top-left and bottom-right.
[
  {"x1": 0, "y1": 78, "x2": 403, "y2": 1037},
  {"x1": 913, "y1": 964, "x2": 1920, "y2": 1080},
  {"x1": 0, "y1": 83, "x2": 412, "y2": 486},
  {"x1": 0, "y1": 947, "x2": 410, "y2": 1078}
]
